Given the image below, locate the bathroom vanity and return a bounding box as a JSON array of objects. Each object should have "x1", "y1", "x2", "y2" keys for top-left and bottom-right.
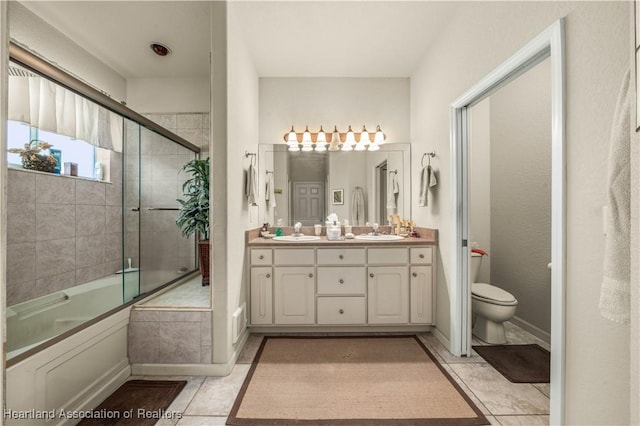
[{"x1": 246, "y1": 228, "x2": 437, "y2": 331}]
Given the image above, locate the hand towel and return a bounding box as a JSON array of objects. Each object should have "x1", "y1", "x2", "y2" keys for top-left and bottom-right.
[
  {"x1": 266, "y1": 173, "x2": 276, "y2": 209},
  {"x1": 245, "y1": 164, "x2": 258, "y2": 206},
  {"x1": 351, "y1": 186, "x2": 367, "y2": 226},
  {"x1": 386, "y1": 173, "x2": 399, "y2": 212},
  {"x1": 418, "y1": 165, "x2": 438, "y2": 207},
  {"x1": 599, "y1": 69, "x2": 630, "y2": 324}
]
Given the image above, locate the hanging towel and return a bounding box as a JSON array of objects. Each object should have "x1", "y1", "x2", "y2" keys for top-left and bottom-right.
[
  {"x1": 386, "y1": 173, "x2": 400, "y2": 213},
  {"x1": 418, "y1": 165, "x2": 438, "y2": 207},
  {"x1": 265, "y1": 173, "x2": 276, "y2": 209},
  {"x1": 599, "y1": 69, "x2": 631, "y2": 324},
  {"x1": 351, "y1": 186, "x2": 367, "y2": 225},
  {"x1": 245, "y1": 164, "x2": 258, "y2": 206}
]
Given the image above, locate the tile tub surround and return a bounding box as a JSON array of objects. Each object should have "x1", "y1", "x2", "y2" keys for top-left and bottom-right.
[
  {"x1": 128, "y1": 309, "x2": 212, "y2": 364},
  {"x1": 7, "y1": 166, "x2": 123, "y2": 306}
]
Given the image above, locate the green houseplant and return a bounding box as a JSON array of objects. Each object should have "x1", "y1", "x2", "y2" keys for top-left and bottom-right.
[
  {"x1": 176, "y1": 157, "x2": 210, "y2": 286},
  {"x1": 9, "y1": 140, "x2": 57, "y2": 172}
]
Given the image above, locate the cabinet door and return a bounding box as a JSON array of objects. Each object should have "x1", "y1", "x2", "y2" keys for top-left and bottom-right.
[
  {"x1": 410, "y1": 266, "x2": 433, "y2": 324},
  {"x1": 367, "y1": 266, "x2": 409, "y2": 324},
  {"x1": 250, "y1": 267, "x2": 273, "y2": 325},
  {"x1": 274, "y1": 267, "x2": 315, "y2": 324}
]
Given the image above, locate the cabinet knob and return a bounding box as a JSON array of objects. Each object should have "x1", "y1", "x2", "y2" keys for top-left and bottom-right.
[
  {"x1": 259, "y1": 255, "x2": 264, "y2": 260},
  {"x1": 266, "y1": 273, "x2": 271, "y2": 278},
  {"x1": 339, "y1": 309, "x2": 344, "y2": 314},
  {"x1": 369, "y1": 273, "x2": 375, "y2": 278},
  {"x1": 339, "y1": 254, "x2": 344, "y2": 260},
  {"x1": 419, "y1": 254, "x2": 425, "y2": 259},
  {"x1": 308, "y1": 273, "x2": 313, "y2": 278},
  {"x1": 412, "y1": 272, "x2": 418, "y2": 277}
]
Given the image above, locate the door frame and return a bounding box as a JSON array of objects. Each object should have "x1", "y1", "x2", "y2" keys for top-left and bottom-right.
[{"x1": 449, "y1": 19, "x2": 565, "y2": 424}]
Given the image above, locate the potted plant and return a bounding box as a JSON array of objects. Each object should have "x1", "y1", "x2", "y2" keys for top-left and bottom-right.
[
  {"x1": 9, "y1": 139, "x2": 57, "y2": 172},
  {"x1": 176, "y1": 157, "x2": 210, "y2": 286}
]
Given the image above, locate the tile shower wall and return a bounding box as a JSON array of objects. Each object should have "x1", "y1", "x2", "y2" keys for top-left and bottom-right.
[
  {"x1": 6, "y1": 152, "x2": 123, "y2": 306},
  {"x1": 123, "y1": 113, "x2": 207, "y2": 277}
]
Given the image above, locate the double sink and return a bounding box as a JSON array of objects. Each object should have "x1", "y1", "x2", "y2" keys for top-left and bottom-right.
[{"x1": 272, "y1": 234, "x2": 404, "y2": 242}]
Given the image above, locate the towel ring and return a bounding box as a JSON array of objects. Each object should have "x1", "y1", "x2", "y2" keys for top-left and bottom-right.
[{"x1": 422, "y1": 151, "x2": 436, "y2": 167}]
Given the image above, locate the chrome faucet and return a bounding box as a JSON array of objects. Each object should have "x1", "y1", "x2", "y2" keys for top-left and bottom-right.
[
  {"x1": 370, "y1": 223, "x2": 379, "y2": 236},
  {"x1": 293, "y1": 222, "x2": 303, "y2": 236}
]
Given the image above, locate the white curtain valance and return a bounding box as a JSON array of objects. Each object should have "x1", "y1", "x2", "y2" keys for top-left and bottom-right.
[{"x1": 8, "y1": 73, "x2": 123, "y2": 153}]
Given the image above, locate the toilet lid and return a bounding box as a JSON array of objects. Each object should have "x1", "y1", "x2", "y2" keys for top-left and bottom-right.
[{"x1": 472, "y1": 283, "x2": 516, "y2": 303}]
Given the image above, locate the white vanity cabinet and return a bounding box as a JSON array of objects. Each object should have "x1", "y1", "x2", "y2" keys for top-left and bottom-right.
[{"x1": 248, "y1": 243, "x2": 435, "y2": 329}]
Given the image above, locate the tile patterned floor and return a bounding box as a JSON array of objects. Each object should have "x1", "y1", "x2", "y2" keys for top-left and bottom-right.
[
  {"x1": 143, "y1": 275, "x2": 210, "y2": 308},
  {"x1": 136, "y1": 322, "x2": 550, "y2": 425}
]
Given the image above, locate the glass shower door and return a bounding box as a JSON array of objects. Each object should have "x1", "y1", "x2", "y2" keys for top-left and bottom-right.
[
  {"x1": 138, "y1": 127, "x2": 197, "y2": 294},
  {"x1": 123, "y1": 117, "x2": 141, "y2": 302}
]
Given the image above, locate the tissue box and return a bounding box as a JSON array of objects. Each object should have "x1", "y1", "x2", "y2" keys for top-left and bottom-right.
[{"x1": 326, "y1": 222, "x2": 342, "y2": 241}]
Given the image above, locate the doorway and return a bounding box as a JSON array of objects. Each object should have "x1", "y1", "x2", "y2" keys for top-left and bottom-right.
[{"x1": 450, "y1": 19, "x2": 565, "y2": 424}]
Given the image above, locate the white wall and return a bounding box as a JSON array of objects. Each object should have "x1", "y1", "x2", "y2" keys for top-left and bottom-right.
[
  {"x1": 410, "y1": 2, "x2": 631, "y2": 424},
  {"x1": 126, "y1": 78, "x2": 210, "y2": 113},
  {"x1": 8, "y1": 2, "x2": 126, "y2": 101},
  {"x1": 259, "y1": 77, "x2": 410, "y2": 144},
  {"x1": 221, "y1": 3, "x2": 260, "y2": 362},
  {"x1": 490, "y1": 58, "x2": 552, "y2": 336}
]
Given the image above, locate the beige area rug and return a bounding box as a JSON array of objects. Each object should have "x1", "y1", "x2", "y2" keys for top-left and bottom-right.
[{"x1": 227, "y1": 336, "x2": 489, "y2": 425}]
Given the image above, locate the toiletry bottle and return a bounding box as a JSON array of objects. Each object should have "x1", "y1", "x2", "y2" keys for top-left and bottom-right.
[
  {"x1": 275, "y1": 227, "x2": 282, "y2": 237},
  {"x1": 94, "y1": 162, "x2": 103, "y2": 180}
]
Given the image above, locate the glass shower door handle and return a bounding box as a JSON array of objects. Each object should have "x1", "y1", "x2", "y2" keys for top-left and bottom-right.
[
  {"x1": 130, "y1": 207, "x2": 140, "y2": 211},
  {"x1": 147, "y1": 207, "x2": 180, "y2": 211}
]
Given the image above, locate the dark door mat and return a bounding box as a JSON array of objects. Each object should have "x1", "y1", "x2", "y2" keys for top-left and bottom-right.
[
  {"x1": 473, "y1": 344, "x2": 550, "y2": 383},
  {"x1": 78, "y1": 380, "x2": 187, "y2": 425}
]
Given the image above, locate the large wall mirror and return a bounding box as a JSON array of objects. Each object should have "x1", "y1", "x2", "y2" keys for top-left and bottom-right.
[{"x1": 258, "y1": 143, "x2": 411, "y2": 226}]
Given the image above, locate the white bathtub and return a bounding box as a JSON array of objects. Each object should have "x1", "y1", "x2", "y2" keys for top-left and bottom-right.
[{"x1": 6, "y1": 273, "x2": 137, "y2": 360}]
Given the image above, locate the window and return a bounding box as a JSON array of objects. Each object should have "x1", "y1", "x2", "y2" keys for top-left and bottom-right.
[{"x1": 7, "y1": 120, "x2": 97, "y2": 179}]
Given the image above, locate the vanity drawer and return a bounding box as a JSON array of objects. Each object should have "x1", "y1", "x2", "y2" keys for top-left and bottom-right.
[
  {"x1": 274, "y1": 248, "x2": 315, "y2": 265},
  {"x1": 367, "y1": 248, "x2": 408, "y2": 265},
  {"x1": 251, "y1": 249, "x2": 272, "y2": 265},
  {"x1": 317, "y1": 248, "x2": 366, "y2": 265},
  {"x1": 317, "y1": 297, "x2": 366, "y2": 325},
  {"x1": 410, "y1": 247, "x2": 433, "y2": 264},
  {"x1": 317, "y1": 267, "x2": 366, "y2": 295}
]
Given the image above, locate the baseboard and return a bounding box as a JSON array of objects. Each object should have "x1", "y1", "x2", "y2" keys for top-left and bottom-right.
[
  {"x1": 248, "y1": 325, "x2": 432, "y2": 334},
  {"x1": 432, "y1": 326, "x2": 451, "y2": 352},
  {"x1": 510, "y1": 316, "x2": 551, "y2": 344}
]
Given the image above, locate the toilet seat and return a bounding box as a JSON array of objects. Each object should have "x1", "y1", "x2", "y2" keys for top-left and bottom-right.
[{"x1": 472, "y1": 283, "x2": 517, "y2": 306}]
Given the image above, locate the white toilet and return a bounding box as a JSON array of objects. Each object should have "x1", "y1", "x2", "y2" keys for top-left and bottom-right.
[{"x1": 471, "y1": 252, "x2": 518, "y2": 344}]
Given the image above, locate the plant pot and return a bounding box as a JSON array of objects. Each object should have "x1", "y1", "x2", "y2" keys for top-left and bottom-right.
[
  {"x1": 22, "y1": 154, "x2": 56, "y2": 173},
  {"x1": 198, "y1": 240, "x2": 210, "y2": 286}
]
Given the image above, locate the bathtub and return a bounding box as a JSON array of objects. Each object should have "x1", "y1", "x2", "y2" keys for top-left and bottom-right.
[{"x1": 6, "y1": 273, "x2": 139, "y2": 360}]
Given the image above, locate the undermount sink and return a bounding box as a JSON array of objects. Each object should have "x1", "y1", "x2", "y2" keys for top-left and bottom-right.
[
  {"x1": 273, "y1": 235, "x2": 322, "y2": 242},
  {"x1": 354, "y1": 234, "x2": 405, "y2": 241}
]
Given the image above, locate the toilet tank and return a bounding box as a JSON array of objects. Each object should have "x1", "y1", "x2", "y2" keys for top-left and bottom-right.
[{"x1": 471, "y1": 252, "x2": 483, "y2": 283}]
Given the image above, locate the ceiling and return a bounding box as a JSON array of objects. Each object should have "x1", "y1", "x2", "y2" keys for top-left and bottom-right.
[{"x1": 21, "y1": 1, "x2": 458, "y2": 79}]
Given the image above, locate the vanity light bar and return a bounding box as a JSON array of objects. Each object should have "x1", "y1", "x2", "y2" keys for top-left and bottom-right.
[{"x1": 283, "y1": 125, "x2": 386, "y2": 152}]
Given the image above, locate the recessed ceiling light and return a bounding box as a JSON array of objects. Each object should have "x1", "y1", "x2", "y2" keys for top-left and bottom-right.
[{"x1": 150, "y1": 42, "x2": 171, "y2": 57}]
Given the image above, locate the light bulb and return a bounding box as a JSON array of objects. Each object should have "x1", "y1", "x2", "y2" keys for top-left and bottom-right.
[
  {"x1": 345, "y1": 125, "x2": 356, "y2": 146},
  {"x1": 302, "y1": 125, "x2": 312, "y2": 143},
  {"x1": 328, "y1": 126, "x2": 341, "y2": 151},
  {"x1": 367, "y1": 143, "x2": 380, "y2": 151},
  {"x1": 288, "y1": 144, "x2": 300, "y2": 152},
  {"x1": 374, "y1": 125, "x2": 385, "y2": 145},
  {"x1": 316, "y1": 125, "x2": 328, "y2": 151},
  {"x1": 360, "y1": 125, "x2": 370, "y2": 145}
]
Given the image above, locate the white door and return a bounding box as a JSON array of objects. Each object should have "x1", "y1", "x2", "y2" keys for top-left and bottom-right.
[
  {"x1": 250, "y1": 267, "x2": 273, "y2": 325},
  {"x1": 292, "y1": 182, "x2": 325, "y2": 226},
  {"x1": 367, "y1": 266, "x2": 408, "y2": 324},
  {"x1": 274, "y1": 267, "x2": 315, "y2": 324}
]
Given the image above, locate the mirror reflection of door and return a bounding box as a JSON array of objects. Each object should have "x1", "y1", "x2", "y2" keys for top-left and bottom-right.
[
  {"x1": 376, "y1": 161, "x2": 388, "y2": 224},
  {"x1": 292, "y1": 182, "x2": 325, "y2": 225}
]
